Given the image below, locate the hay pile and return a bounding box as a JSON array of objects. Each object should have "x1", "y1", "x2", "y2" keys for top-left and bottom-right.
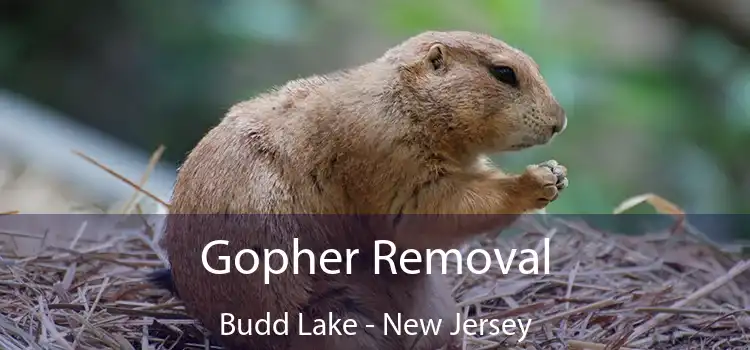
[{"x1": 1, "y1": 212, "x2": 749, "y2": 350}]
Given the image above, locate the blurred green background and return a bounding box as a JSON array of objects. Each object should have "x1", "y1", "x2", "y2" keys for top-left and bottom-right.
[{"x1": 0, "y1": 0, "x2": 748, "y2": 217}]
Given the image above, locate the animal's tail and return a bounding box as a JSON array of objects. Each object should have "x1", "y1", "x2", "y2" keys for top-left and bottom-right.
[{"x1": 147, "y1": 268, "x2": 179, "y2": 297}]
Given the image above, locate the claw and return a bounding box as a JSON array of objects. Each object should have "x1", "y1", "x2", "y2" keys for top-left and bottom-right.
[{"x1": 542, "y1": 159, "x2": 558, "y2": 168}]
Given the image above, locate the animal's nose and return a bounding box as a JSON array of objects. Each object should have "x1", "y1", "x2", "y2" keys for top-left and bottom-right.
[
  {"x1": 551, "y1": 105, "x2": 567, "y2": 135},
  {"x1": 552, "y1": 116, "x2": 567, "y2": 134}
]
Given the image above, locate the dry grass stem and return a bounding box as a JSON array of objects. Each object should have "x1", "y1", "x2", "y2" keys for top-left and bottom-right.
[{"x1": 71, "y1": 150, "x2": 170, "y2": 209}]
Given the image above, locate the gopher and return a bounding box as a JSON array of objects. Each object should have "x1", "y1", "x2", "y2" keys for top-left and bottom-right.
[{"x1": 151, "y1": 31, "x2": 568, "y2": 350}]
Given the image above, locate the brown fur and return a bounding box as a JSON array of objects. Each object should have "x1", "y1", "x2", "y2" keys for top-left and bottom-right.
[{"x1": 160, "y1": 31, "x2": 568, "y2": 350}]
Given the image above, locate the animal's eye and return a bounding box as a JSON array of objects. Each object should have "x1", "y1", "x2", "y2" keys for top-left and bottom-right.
[{"x1": 489, "y1": 65, "x2": 518, "y2": 87}]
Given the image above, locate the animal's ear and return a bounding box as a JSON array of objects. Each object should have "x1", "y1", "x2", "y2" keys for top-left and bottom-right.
[{"x1": 424, "y1": 43, "x2": 448, "y2": 71}]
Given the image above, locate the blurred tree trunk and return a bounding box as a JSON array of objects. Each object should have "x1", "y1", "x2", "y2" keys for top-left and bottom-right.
[{"x1": 641, "y1": 0, "x2": 750, "y2": 51}]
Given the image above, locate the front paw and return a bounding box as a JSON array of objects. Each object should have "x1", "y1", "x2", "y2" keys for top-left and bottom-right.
[{"x1": 519, "y1": 160, "x2": 568, "y2": 209}]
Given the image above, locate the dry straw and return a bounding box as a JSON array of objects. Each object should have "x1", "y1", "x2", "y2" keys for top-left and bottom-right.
[{"x1": 1, "y1": 148, "x2": 749, "y2": 349}]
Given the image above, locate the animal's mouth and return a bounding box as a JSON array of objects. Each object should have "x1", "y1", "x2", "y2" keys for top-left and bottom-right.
[
  {"x1": 509, "y1": 134, "x2": 552, "y2": 150},
  {"x1": 504, "y1": 124, "x2": 565, "y2": 151},
  {"x1": 508, "y1": 143, "x2": 534, "y2": 150}
]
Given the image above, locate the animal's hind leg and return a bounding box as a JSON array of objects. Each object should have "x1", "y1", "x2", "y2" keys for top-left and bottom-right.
[
  {"x1": 390, "y1": 274, "x2": 462, "y2": 350},
  {"x1": 289, "y1": 311, "x2": 402, "y2": 350},
  {"x1": 288, "y1": 283, "x2": 403, "y2": 350}
]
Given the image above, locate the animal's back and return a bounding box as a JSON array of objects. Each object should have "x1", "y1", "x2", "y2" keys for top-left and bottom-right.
[{"x1": 162, "y1": 73, "x2": 404, "y2": 349}]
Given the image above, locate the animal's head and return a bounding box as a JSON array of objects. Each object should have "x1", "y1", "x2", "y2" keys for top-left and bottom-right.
[{"x1": 381, "y1": 31, "x2": 567, "y2": 154}]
